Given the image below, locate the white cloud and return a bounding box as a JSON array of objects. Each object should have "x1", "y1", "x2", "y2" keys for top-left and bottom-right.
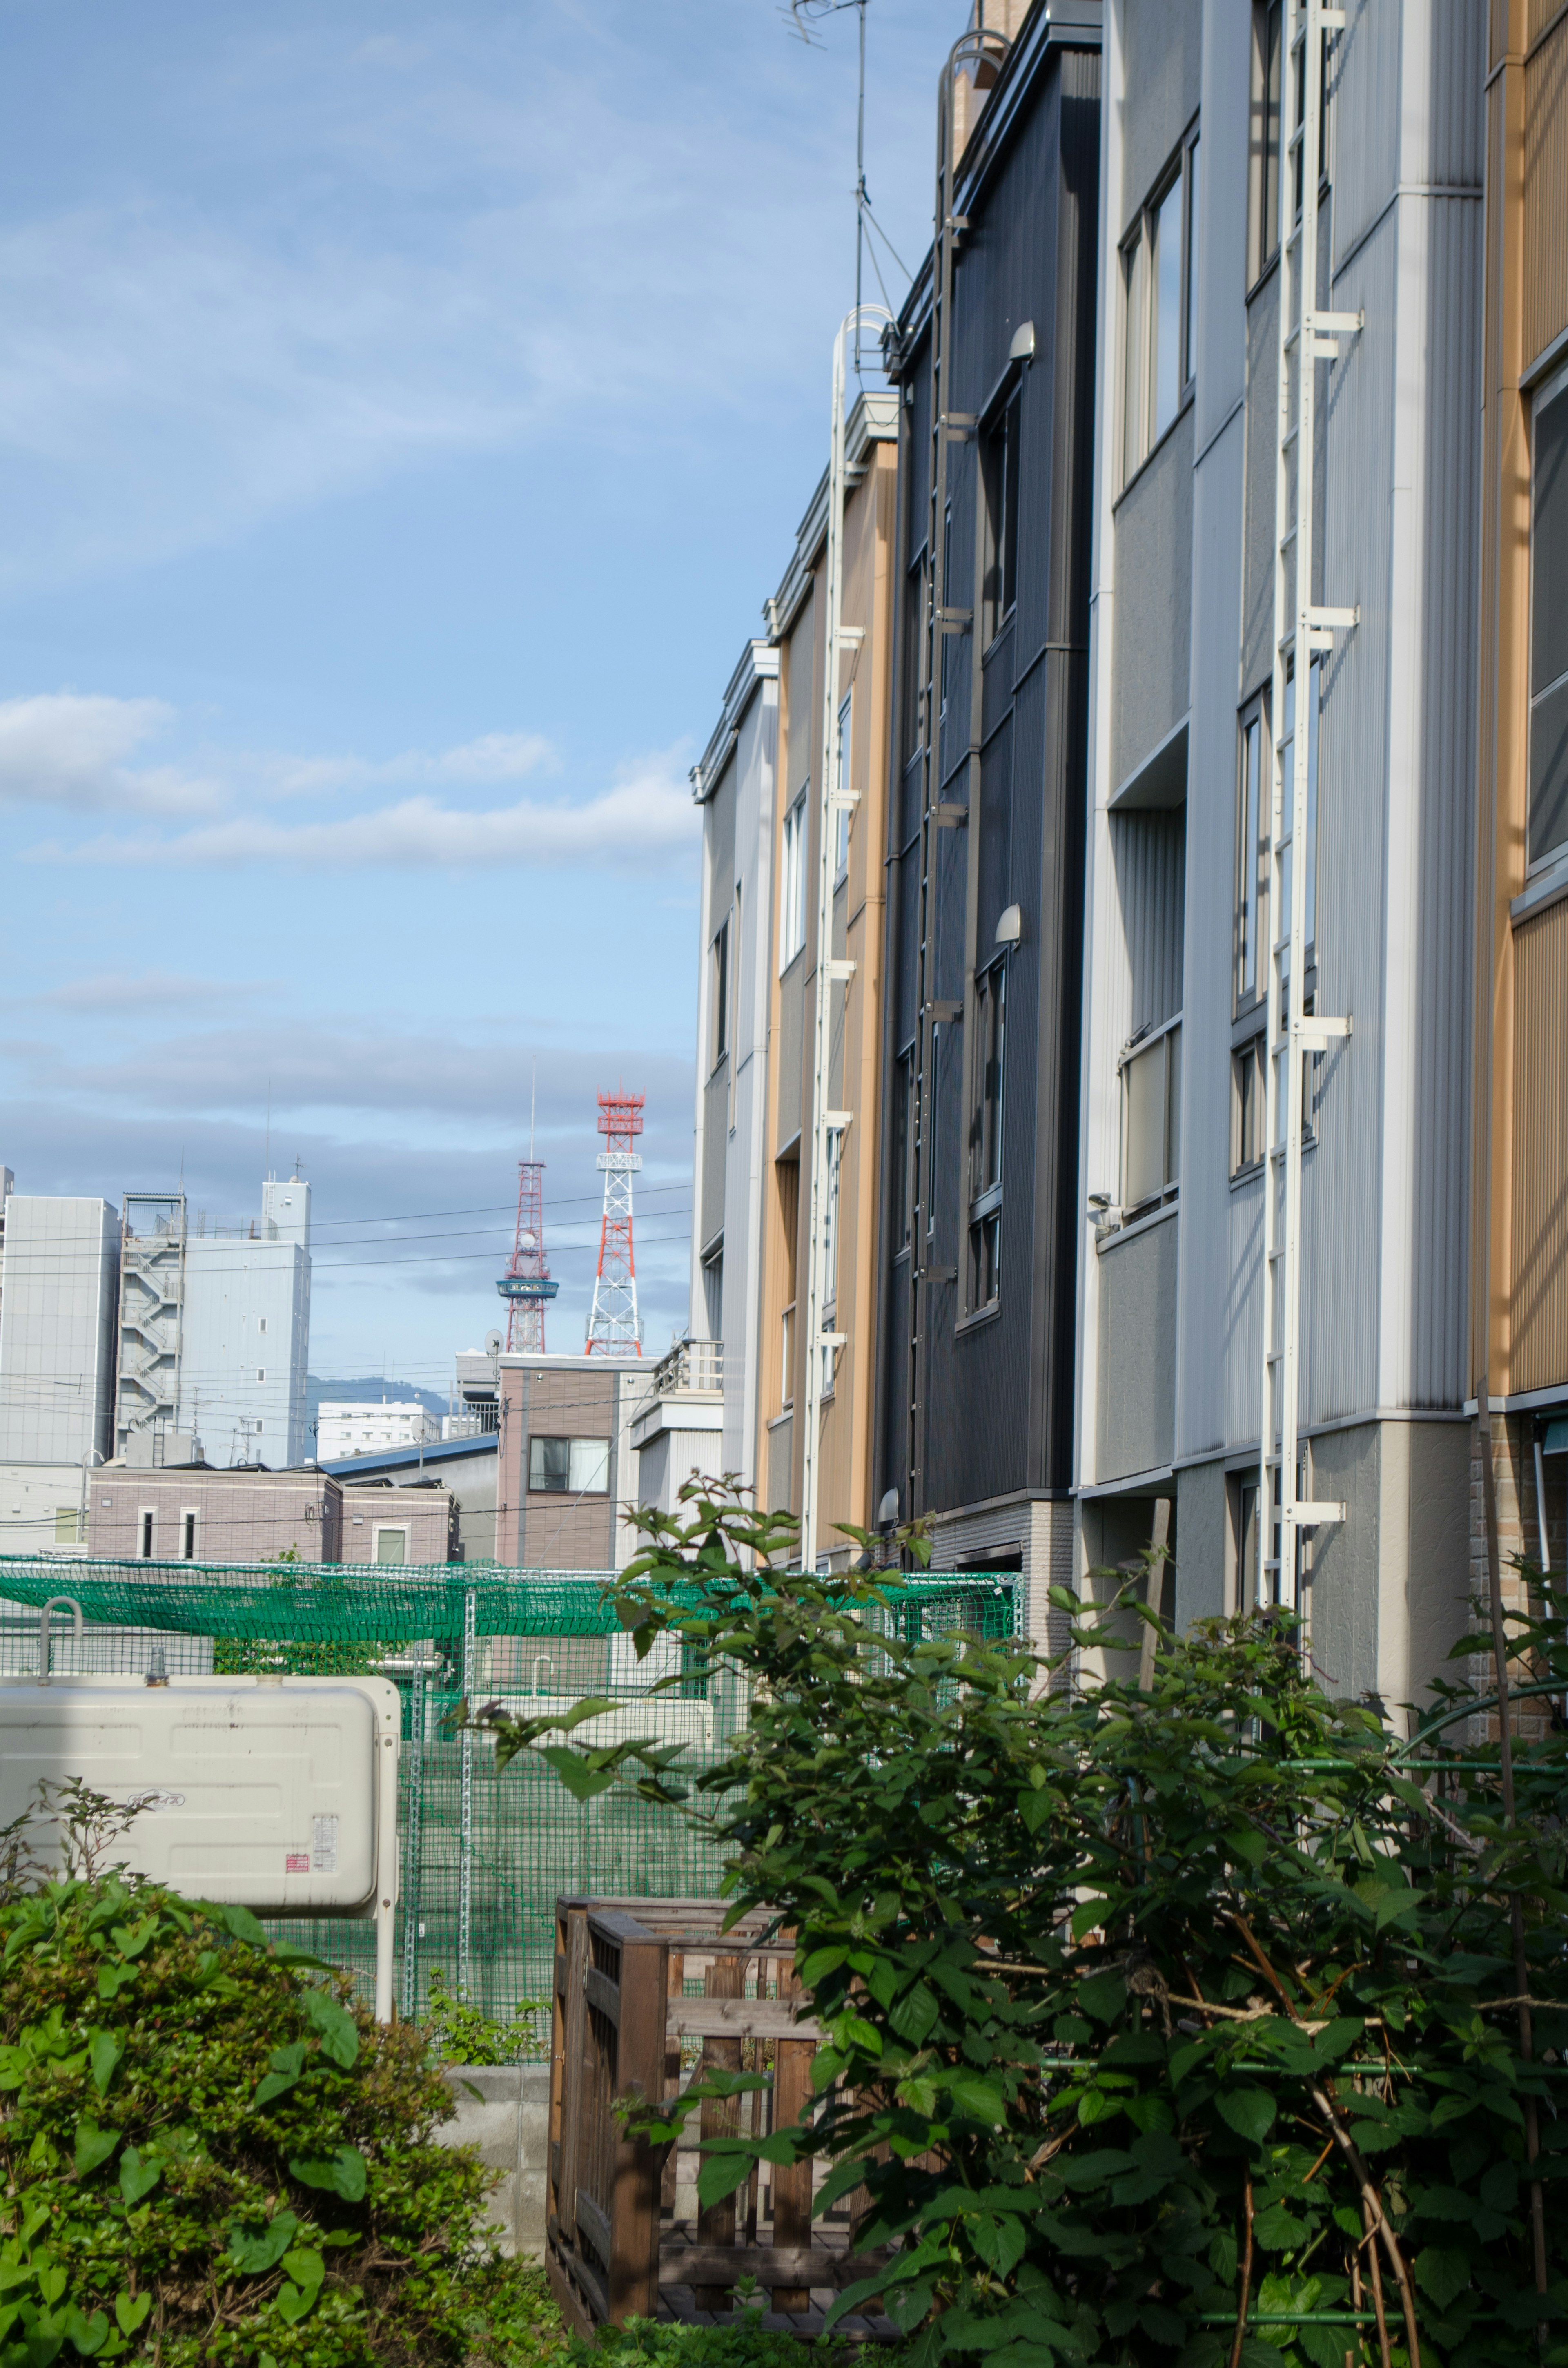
[
  {"x1": 33, "y1": 748, "x2": 696, "y2": 871},
  {"x1": 264, "y1": 730, "x2": 554, "y2": 799},
  {"x1": 0, "y1": 693, "x2": 219, "y2": 816},
  {"x1": 27, "y1": 970, "x2": 271, "y2": 1013}
]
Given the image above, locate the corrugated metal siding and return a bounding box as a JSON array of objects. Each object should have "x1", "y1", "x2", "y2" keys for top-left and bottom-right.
[
  {"x1": 1524, "y1": 15, "x2": 1568, "y2": 367},
  {"x1": 701, "y1": 1064, "x2": 728, "y2": 1253},
  {"x1": 766, "y1": 1415, "x2": 794, "y2": 1514},
  {"x1": 1509, "y1": 898, "x2": 1568, "y2": 1394},
  {"x1": 1530, "y1": 0, "x2": 1564, "y2": 47},
  {"x1": 1241, "y1": 277, "x2": 1279, "y2": 702},
  {"x1": 1331, "y1": 0, "x2": 1401, "y2": 263},
  {"x1": 1109, "y1": 809, "x2": 1185, "y2": 1034},
  {"x1": 1399, "y1": 2, "x2": 1486, "y2": 193},
  {"x1": 1109, "y1": 411, "x2": 1195, "y2": 791},
  {"x1": 707, "y1": 766, "x2": 735, "y2": 923}
]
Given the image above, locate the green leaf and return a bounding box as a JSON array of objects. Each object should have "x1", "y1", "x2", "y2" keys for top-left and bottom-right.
[
  {"x1": 538, "y1": 1746, "x2": 617, "y2": 1802},
  {"x1": 967, "y1": 2213, "x2": 1026, "y2": 2277},
  {"x1": 889, "y1": 1983, "x2": 940, "y2": 2046},
  {"x1": 64, "y1": 2305, "x2": 110, "y2": 2356},
  {"x1": 288, "y1": 2145, "x2": 367, "y2": 2203},
  {"x1": 87, "y1": 2033, "x2": 123, "y2": 2097},
  {"x1": 695, "y1": 2151, "x2": 755, "y2": 2210},
  {"x1": 1069, "y1": 1899, "x2": 1108, "y2": 1942},
  {"x1": 798, "y1": 1947, "x2": 848, "y2": 1989},
  {"x1": 1250, "y1": 2204, "x2": 1306, "y2": 2250},
  {"x1": 252, "y1": 2040, "x2": 308, "y2": 2108},
  {"x1": 117, "y1": 2149, "x2": 161, "y2": 2206},
  {"x1": 195, "y1": 1901, "x2": 271, "y2": 1951},
  {"x1": 299, "y1": 1988, "x2": 359, "y2": 2070},
  {"x1": 281, "y1": 2249, "x2": 323, "y2": 2292},
  {"x1": 1298, "y1": 2330, "x2": 1353, "y2": 2368},
  {"x1": 108, "y1": 1917, "x2": 158, "y2": 1961},
  {"x1": 1414, "y1": 2246, "x2": 1471, "y2": 2309},
  {"x1": 1077, "y1": 1971, "x2": 1127, "y2": 2025},
  {"x1": 273, "y1": 2282, "x2": 316, "y2": 2326},
  {"x1": 228, "y1": 2215, "x2": 298, "y2": 2275},
  {"x1": 73, "y1": 2118, "x2": 120, "y2": 2178},
  {"x1": 112, "y1": 2295, "x2": 151, "y2": 2339},
  {"x1": 946, "y1": 2071, "x2": 1008, "y2": 2125},
  {"x1": 1215, "y1": 2086, "x2": 1276, "y2": 2144}
]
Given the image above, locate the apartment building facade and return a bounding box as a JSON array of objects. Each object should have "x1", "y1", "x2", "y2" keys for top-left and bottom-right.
[
  {"x1": 0, "y1": 1184, "x2": 120, "y2": 1466},
  {"x1": 493, "y1": 1353, "x2": 648, "y2": 1570},
  {"x1": 1075, "y1": 0, "x2": 1483, "y2": 1706},
  {"x1": 1470, "y1": 0, "x2": 1568, "y2": 1586},
  {"x1": 872, "y1": 0, "x2": 1102, "y2": 1635}
]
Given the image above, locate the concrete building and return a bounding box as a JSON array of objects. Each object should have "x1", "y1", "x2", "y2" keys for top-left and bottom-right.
[
  {"x1": 116, "y1": 1178, "x2": 312, "y2": 1470},
  {"x1": 338, "y1": 1479, "x2": 454, "y2": 1566},
  {"x1": 88, "y1": 1464, "x2": 341, "y2": 1564},
  {"x1": 0, "y1": 1461, "x2": 93, "y2": 1559},
  {"x1": 1074, "y1": 0, "x2": 1482, "y2": 1705},
  {"x1": 631, "y1": 1340, "x2": 726, "y2": 1518},
  {"x1": 687, "y1": 641, "x2": 779, "y2": 1493},
  {"x1": 454, "y1": 1342, "x2": 503, "y2": 1433},
  {"x1": 1469, "y1": 0, "x2": 1568, "y2": 1598},
  {"x1": 494, "y1": 1353, "x2": 648, "y2": 1570},
  {"x1": 317, "y1": 1399, "x2": 438, "y2": 1461},
  {"x1": 0, "y1": 1182, "x2": 120, "y2": 1466},
  {"x1": 321, "y1": 1432, "x2": 499, "y2": 1561}
]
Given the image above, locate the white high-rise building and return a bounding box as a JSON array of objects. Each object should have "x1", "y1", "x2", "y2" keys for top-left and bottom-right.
[
  {"x1": 0, "y1": 1175, "x2": 120, "y2": 1465},
  {"x1": 316, "y1": 1400, "x2": 437, "y2": 1461},
  {"x1": 178, "y1": 1177, "x2": 312, "y2": 1468}
]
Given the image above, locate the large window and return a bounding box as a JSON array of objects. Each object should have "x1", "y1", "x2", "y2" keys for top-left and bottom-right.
[
  {"x1": 1249, "y1": 0, "x2": 1282, "y2": 282},
  {"x1": 1121, "y1": 126, "x2": 1200, "y2": 484},
  {"x1": 1232, "y1": 1034, "x2": 1267, "y2": 1177},
  {"x1": 1236, "y1": 701, "x2": 1266, "y2": 1010},
  {"x1": 967, "y1": 965, "x2": 1006, "y2": 1309},
  {"x1": 980, "y1": 385, "x2": 1021, "y2": 644},
  {"x1": 780, "y1": 787, "x2": 808, "y2": 968},
  {"x1": 1120, "y1": 1015, "x2": 1182, "y2": 1216},
  {"x1": 529, "y1": 1436, "x2": 610, "y2": 1494},
  {"x1": 1530, "y1": 365, "x2": 1568, "y2": 868},
  {"x1": 834, "y1": 692, "x2": 852, "y2": 882},
  {"x1": 710, "y1": 916, "x2": 729, "y2": 1071}
]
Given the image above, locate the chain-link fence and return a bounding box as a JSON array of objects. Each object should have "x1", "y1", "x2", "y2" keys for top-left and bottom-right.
[{"x1": 0, "y1": 1557, "x2": 1019, "y2": 2029}]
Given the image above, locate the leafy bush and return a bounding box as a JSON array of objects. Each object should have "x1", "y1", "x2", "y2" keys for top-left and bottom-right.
[
  {"x1": 573, "y1": 2318, "x2": 845, "y2": 2368},
  {"x1": 478, "y1": 1488, "x2": 1568, "y2": 2368},
  {"x1": 419, "y1": 1970, "x2": 549, "y2": 2067},
  {"x1": 0, "y1": 1828, "x2": 544, "y2": 2366}
]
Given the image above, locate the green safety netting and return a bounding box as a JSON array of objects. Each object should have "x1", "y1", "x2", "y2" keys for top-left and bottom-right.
[{"x1": 0, "y1": 1557, "x2": 1020, "y2": 2030}]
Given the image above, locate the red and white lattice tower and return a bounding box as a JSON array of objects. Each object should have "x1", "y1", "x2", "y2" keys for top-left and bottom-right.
[
  {"x1": 586, "y1": 1091, "x2": 644, "y2": 1356},
  {"x1": 497, "y1": 1160, "x2": 559, "y2": 1353}
]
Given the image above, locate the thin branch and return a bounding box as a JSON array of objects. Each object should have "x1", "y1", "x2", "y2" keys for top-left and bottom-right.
[
  {"x1": 1309, "y1": 2085, "x2": 1419, "y2": 2368},
  {"x1": 1227, "y1": 2179, "x2": 1254, "y2": 2368}
]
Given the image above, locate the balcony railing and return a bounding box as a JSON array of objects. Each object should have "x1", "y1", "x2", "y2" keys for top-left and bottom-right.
[{"x1": 650, "y1": 1338, "x2": 724, "y2": 1396}]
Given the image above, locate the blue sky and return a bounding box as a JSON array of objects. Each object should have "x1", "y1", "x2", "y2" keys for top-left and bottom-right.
[{"x1": 0, "y1": 0, "x2": 953, "y2": 1392}]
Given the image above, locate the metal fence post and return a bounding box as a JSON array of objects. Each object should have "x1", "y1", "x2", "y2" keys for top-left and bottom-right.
[
  {"x1": 458, "y1": 1583, "x2": 476, "y2": 1999},
  {"x1": 399, "y1": 1650, "x2": 425, "y2": 2022}
]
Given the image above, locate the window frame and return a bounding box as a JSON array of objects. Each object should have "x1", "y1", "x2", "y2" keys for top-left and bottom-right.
[
  {"x1": 834, "y1": 690, "x2": 853, "y2": 883},
  {"x1": 527, "y1": 1434, "x2": 610, "y2": 1496},
  {"x1": 373, "y1": 1523, "x2": 408, "y2": 1567},
  {"x1": 1118, "y1": 1011, "x2": 1183, "y2": 1217},
  {"x1": 1231, "y1": 1030, "x2": 1267, "y2": 1180},
  {"x1": 180, "y1": 1509, "x2": 197, "y2": 1561},
  {"x1": 138, "y1": 1509, "x2": 155, "y2": 1561},
  {"x1": 1119, "y1": 122, "x2": 1200, "y2": 491},
  {"x1": 1528, "y1": 359, "x2": 1568, "y2": 874},
  {"x1": 965, "y1": 961, "x2": 1007, "y2": 1316},
  {"x1": 980, "y1": 383, "x2": 1022, "y2": 648},
  {"x1": 710, "y1": 914, "x2": 730, "y2": 1073},
  {"x1": 1248, "y1": 0, "x2": 1283, "y2": 288},
  {"x1": 779, "y1": 786, "x2": 808, "y2": 972},
  {"x1": 1236, "y1": 692, "x2": 1268, "y2": 1016}
]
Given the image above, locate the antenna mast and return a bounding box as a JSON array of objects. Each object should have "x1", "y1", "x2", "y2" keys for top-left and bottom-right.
[{"x1": 586, "y1": 1092, "x2": 644, "y2": 1356}]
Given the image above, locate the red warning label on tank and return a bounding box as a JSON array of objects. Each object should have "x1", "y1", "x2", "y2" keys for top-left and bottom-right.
[{"x1": 286, "y1": 1852, "x2": 309, "y2": 1872}]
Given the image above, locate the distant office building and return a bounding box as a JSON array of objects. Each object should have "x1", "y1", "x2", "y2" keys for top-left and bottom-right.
[
  {"x1": 495, "y1": 1352, "x2": 649, "y2": 1570},
  {"x1": 115, "y1": 1177, "x2": 312, "y2": 1470},
  {"x1": 316, "y1": 1399, "x2": 437, "y2": 1461},
  {"x1": 0, "y1": 1176, "x2": 120, "y2": 1465}
]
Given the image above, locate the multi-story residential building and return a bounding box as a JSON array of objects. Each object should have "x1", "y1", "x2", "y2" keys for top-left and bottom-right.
[
  {"x1": 0, "y1": 1182, "x2": 120, "y2": 1465},
  {"x1": 316, "y1": 1398, "x2": 438, "y2": 1461},
  {"x1": 687, "y1": 639, "x2": 779, "y2": 1488},
  {"x1": 755, "y1": 389, "x2": 899, "y2": 1563},
  {"x1": 321, "y1": 1432, "x2": 498, "y2": 1561},
  {"x1": 82, "y1": 1462, "x2": 455, "y2": 1565},
  {"x1": 494, "y1": 1353, "x2": 649, "y2": 1570},
  {"x1": 1075, "y1": 0, "x2": 1483, "y2": 1706},
  {"x1": 869, "y1": 0, "x2": 1102, "y2": 1636},
  {"x1": 116, "y1": 1177, "x2": 312, "y2": 1469},
  {"x1": 1470, "y1": 0, "x2": 1568, "y2": 1591}
]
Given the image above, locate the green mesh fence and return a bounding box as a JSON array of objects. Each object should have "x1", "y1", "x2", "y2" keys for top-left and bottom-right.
[{"x1": 0, "y1": 1557, "x2": 1020, "y2": 2037}]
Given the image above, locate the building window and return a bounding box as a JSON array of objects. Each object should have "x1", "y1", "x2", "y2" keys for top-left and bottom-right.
[
  {"x1": 1232, "y1": 1033, "x2": 1267, "y2": 1177},
  {"x1": 529, "y1": 1436, "x2": 611, "y2": 1494},
  {"x1": 181, "y1": 1510, "x2": 197, "y2": 1560},
  {"x1": 1237, "y1": 701, "x2": 1266, "y2": 1010},
  {"x1": 822, "y1": 1128, "x2": 843, "y2": 1309},
  {"x1": 833, "y1": 691, "x2": 853, "y2": 881},
  {"x1": 1120, "y1": 1017, "x2": 1182, "y2": 1215},
  {"x1": 1530, "y1": 364, "x2": 1568, "y2": 869},
  {"x1": 1278, "y1": 656, "x2": 1321, "y2": 969},
  {"x1": 939, "y1": 500, "x2": 955, "y2": 714},
  {"x1": 1250, "y1": 0, "x2": 1282, "y2": 282},
  {"x1": 710, "y1": 916, "x2": 730, "y2": 1070},
  {"x1": 902, "y1": 549, "x2": 928, "y2": 763},
  {"x1": 780, "y1": 1302, "x2": 795, "y2": 1407},
  {"x1": 702, "y1": 1246, "x2": 723, "y2": 1340},
  {"x1": 1233, "y1": 1474, "x2": 1261, "y2": 1612},
  {"x1": 374, "y1": 1525, "x2": 408, "y2": 1566},
  {"x1": 1121, "y1": 125, "x2": 1199, "y2": 484},
  {"x1": 256, "y1": 1367, "x2": 266, "y2": 1384},
  {"x1": 967, "y1": 965, "x2": 1005, "y2": 1309},
  {"x1": 780, "y1": 787, "x2": 808, "y2": 969},
  {"x1": 138, "y1": 1510, "x2": 154, "y2": 1560},
  {"x1": 980, "y1": 385, "x2": 1021, "y2": 644},
  {"x1": 258, "y1": 1316, "x2": 268, "y2": 1335},
  {"x1": 892, "y1": 1047, "x2": 915, "y2": 1253}
]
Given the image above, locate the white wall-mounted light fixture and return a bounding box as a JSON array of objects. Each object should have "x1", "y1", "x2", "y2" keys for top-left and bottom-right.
[{"x1": 996, "y1": 903, "x2": 1023, "y2": 946}]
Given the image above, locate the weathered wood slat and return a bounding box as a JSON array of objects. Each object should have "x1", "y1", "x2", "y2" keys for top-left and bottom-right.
[
  {"x1": 668, "y1": 1998, "x2": 821, "y2": 2040},
  {"x1": 584, "y1": 1964, "x2": 621, "y2": 2026},
  {"x1": 660, "y1": 2245, "x2": 886, "y2": 2289},
  {"x1": 576, "y1": 2187, "x2": 614, "y2": 2269}
]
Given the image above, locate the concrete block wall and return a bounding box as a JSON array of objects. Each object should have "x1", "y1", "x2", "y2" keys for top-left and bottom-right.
[{"x1": 436, "y1": 2063, "x2": 550, "y2": 2260}]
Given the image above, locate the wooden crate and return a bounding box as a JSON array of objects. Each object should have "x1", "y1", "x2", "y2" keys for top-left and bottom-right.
[{"x1": 546, "y1": 1895, "x2": 891, "y2": 2336}]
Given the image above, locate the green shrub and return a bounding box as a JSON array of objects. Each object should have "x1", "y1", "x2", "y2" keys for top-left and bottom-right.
[
  {"x1": 0, "y1": 1837, "x2": 545, "y2": 2366},
  {"x1": 419, "y1": 1970, "x2": 549, "y2": 2067},
  {"x1": 573, "y1": 2319, "x2": 845, "y2": 2368},
  {"x1": 477, "y1": 1488, "x2": 1568, "y2": 2368}
]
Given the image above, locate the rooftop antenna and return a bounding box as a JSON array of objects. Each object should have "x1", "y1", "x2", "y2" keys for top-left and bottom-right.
[
  {"x1": 264, "y1": 1079, "x2": 272, "y2": 1181},
  {"x1": 786, "y1": 0, "x2": 910, "y2": 375}
]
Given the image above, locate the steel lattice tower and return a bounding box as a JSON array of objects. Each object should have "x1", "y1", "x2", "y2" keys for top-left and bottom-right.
[
  {"x1": 586, "y1": 1092, "x2": 643, "y2": 1355},
  {"x1": 497, "y1": 1159, "x2": 558, "y2": 1353}
]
